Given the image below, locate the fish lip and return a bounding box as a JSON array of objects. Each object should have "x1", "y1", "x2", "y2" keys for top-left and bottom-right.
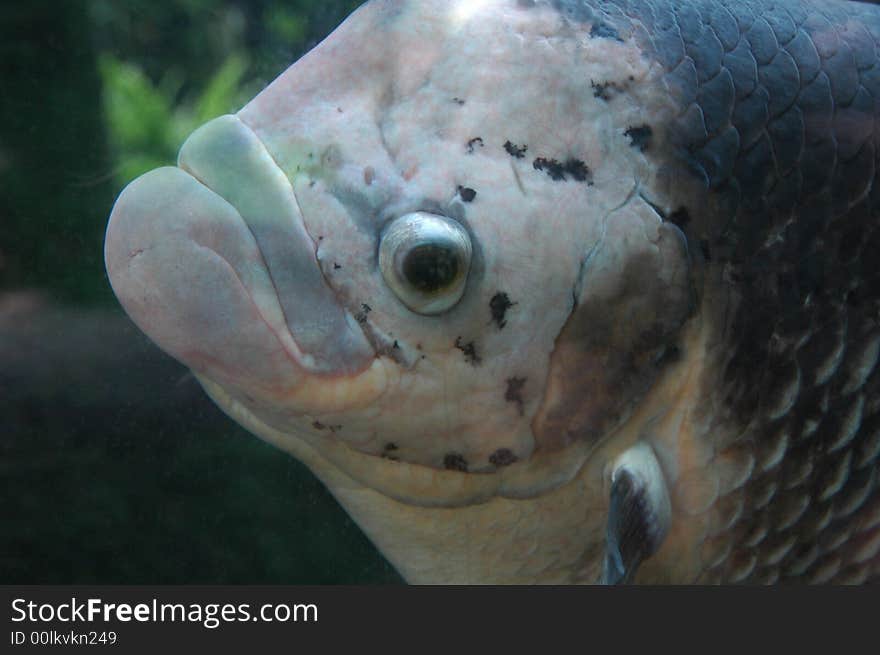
[
  {"x1": 104, "y1": 164, "x2": 316, "y2": 397},
  {"x1": 104, "y1": 117, "x2": 397, "y2": 432},
  {"x1": 175, "y1": 113, "x2": 376, "y2": 377},
  {"x1": 241, "y1": 132, "x2": 399, "y2": 364}
]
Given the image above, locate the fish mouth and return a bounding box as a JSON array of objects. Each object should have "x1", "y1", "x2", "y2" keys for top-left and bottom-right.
[{"x1": 104, "y1": 114, "x2": 390, "y2": 414}]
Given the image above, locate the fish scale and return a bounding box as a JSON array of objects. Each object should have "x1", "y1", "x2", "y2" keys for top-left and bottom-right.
[
  {"x1": 616, "y1": 0, "x2": 879, "y2": 583},
  {"x1": 525, "y1": 0, "x2": 880, "y2": 583}
]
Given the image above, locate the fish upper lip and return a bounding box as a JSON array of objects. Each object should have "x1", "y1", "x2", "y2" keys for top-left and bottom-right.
[
  {"x1": 232, "y1": 114, "x2": 318, "y2": 254},
  {"x1": 176, "y1": 113, "x2": 376, "y2": 376},
  {"x1": 233, "y1": 114, "x2": 416, "y2": 371}
]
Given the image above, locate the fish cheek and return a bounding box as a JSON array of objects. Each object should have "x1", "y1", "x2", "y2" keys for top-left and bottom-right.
[{"x1": 532, "y1": 201, "x2": 693, "y2": 451}]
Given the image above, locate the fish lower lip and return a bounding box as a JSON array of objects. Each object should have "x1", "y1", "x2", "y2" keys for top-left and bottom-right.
[{"x1": 104, "y1": 114, "x2": 374, "y2": 395}]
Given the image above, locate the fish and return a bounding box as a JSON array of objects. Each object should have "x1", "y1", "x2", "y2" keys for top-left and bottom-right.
[{"x1": 104, "y1": 0, "x2": 880, "y2": 584}]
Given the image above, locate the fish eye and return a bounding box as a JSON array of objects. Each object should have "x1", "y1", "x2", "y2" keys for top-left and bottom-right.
[{"x1": 379, "y1": 212, "x2": 472, "y2": 315}]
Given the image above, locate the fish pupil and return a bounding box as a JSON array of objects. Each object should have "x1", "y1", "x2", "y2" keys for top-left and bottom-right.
[{"x1": 402, "y1": 243, "x2": 459, "y2": 293}]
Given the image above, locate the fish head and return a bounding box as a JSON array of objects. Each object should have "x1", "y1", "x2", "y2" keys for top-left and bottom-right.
[{"x1": 105, "y1": 0, "x2": 701, "y2": 580}]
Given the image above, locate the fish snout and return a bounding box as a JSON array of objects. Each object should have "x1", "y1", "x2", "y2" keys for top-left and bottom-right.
[{"x1": 104, "y1": 114, "x2": 382, "y2": 411}]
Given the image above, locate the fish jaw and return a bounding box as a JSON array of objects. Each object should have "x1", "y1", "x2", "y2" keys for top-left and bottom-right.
[{"x1": 104, "y1": 114, "x2": 391, "y2": 417}]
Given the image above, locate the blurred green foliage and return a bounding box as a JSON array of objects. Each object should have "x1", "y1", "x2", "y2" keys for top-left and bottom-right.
[
  {"x1": 91, "y1": 0, "x2": 362, "y2": 189},
  {"x1": 266, "y1": 4, "x2": 310, "y2": 44},
  {"x1": 99, "y1": 52, "x2": 251, "y2": 184}
]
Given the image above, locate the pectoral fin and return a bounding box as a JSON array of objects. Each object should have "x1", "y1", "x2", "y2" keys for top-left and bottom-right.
[{"x1": 603, "y1": 441, "x2": 672, "y2": 584}]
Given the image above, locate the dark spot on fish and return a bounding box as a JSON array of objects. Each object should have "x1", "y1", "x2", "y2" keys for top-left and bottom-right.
[
  {"x1": 504, "y1": 141, "x2": 528, "y2": 159},
  {"x1": 321, "y1": 145, "x2": 342, "y2": 169},
  {"x1": 381, "y1": 442, "x2": 399, "y2": 461},
  {"x1": 591, "y1": 80, "x2": 620, "y2": 101},
  {"x1": 669, "y1": 207, "x2": 691, "y2": 228},
  {"x1": 308, "y1": 152, "x2": 314, "y2": 159},
  {"x1": 466, "y1": 137, "x2": 484, "y2": 154},
  {"x1": 328, "y1": 425, "x2": 343, "y2": 433},
  {"x1": 563, "y1": 159, "x2": 592, "y2": 183},
  {"x1": 334, "y1": 262, "x2": 342, "y2": 270},
  {"x1": 534, "y1": 157, "x2": 566, "y2": 181},
  {"x1": 455, "y1": 336, "x2": 481, "y2": 365},
  {"x1": 505, "y1": 377, "x2": 527, "y2": 416},
  {"x1": 355, "y1": 303, "x2": 372, "y2": 324},
  {"x1": 318, "y1": 235, "x2": 324, "y2": 241},
  {"x1": 489, "y1": 292, "x2": 516, "y2": 329},
  {"x1": 393, "y1": 340, "x2": 400, "y2": 349},
  {"x1": 700, "y1": 239, "x2": 712, "y2": 262},
  {"x1": 489, "y1": 448, "x2": 518, "y2": 467},
  {"x1": 452, "y1": 97, "x2": 466, "y2": 106},
  {"x1": 443, "y1": 453, "x2": 469, "y2": 472},
  {"x1": 624, "y1": 125, "x2": 653, "y2": 152},
  {"x1": 457, "y1": 186, "x2": 477, "y2": 202},
  {"x1": 533, "y1": 157, "x2": 593, "y2": 184},
  {"x1": 337, "y1": 107, "x2": 343, "y2": 113},
  {"x1": 312, "y1": 421, "x2": 325, "y2": 430},
  {"x1": 416, "y1": 343, "x2": 422, "y2": 350},
  {"x1": 309, "y1": 180, "x2": 316, "y2": 188},
  {"x1": 590, "y1": 22, "x2": 623, "y2": 42},
  {"x1": 364, "y1": 166, "x2": 375, "y2": 186}
]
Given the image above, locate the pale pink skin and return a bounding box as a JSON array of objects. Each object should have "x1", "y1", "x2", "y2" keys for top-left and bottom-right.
[{"x1": 105, "y1": 1, "x2": 708, "y2": 582}]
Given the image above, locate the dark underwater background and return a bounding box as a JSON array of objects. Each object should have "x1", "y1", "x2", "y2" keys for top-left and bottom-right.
[{"x1": 1, "y1": 0, "x2": 401, "y2": 584}]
